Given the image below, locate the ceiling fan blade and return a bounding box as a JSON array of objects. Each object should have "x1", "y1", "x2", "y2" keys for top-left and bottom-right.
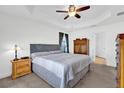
[
  {"x1": 56, "y1": 10, "x2": 68, "y2": 13},
  {"x1": 75, "y1": 14, "x2": 81, "y2": 19},
  {"x1": 64, "y1": 15, "x2": 69, "y2": 20},
  {"x1": 76, "y1": 6, "x2": 90, "y2": 12}
]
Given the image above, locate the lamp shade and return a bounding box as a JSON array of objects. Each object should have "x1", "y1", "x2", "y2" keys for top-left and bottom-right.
[{"x1": 12, "y1": 45, "x2": 20, "y2": 51}]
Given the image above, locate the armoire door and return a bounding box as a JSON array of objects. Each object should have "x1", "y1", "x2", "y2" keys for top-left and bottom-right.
[
  {"x1": 74, "y1": 44, "x2": 81, "y2": 53},
  {"x1": 80, "y1": 45, "x2": 87, "y2": 54}
]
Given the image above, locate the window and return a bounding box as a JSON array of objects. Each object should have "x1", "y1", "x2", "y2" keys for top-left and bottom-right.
[{"x1": 59, "y1": 32, "x2": 69, "y2": 53}]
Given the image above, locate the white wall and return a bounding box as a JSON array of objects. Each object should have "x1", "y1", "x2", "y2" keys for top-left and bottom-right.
[
  {"x1": 69, "y1": 29, "x2": 96, "y2": 62},
  {"x1": 0, "y1": 13, "x2": 68, "y2": 79},
  {"x1": 94, "y1": 22, "x2": 124, "y2": 67}
]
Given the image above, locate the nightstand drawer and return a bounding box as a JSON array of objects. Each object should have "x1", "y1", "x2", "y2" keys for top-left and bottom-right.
[
  {"x1": 16, "y1": 61, "x2": 30, "y2": 68},
  {"x1": 16, "y1": 66, "x2": 30, "y2": 74},
  {"x1": 16, "y1": 71, "x2": 30, "y2": 77}
]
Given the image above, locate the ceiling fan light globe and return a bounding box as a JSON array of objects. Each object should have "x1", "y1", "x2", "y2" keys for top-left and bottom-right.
[{"x1": 69, "y1": 12, "x2": 76, "y2": 17}]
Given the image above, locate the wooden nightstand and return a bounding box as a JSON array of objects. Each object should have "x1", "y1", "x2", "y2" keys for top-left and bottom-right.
[{"x1": 11, "y1": 59, "x2": 31, "y2": 80}]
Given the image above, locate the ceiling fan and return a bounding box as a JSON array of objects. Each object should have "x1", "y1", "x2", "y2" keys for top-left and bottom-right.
[{"x1": 56, "y1": 5, "x2": 90, "y2": 20}]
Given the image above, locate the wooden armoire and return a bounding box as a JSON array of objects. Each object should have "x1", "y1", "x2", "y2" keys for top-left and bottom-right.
[
  {"x1": 116, "y1": 34, "x2": 124, "y2": 88},
  {"x1": 74, "y1": 38, "x2": 89, "y2": 55}
]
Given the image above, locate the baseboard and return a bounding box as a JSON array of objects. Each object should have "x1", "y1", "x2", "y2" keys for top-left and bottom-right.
[
  {"x1": 96, "y1": 56, "x2": 106, "y2": 60},
  {"x1": 106, "y1": 63, "x2": 116, "y2": 68},
  {"x1": 0, "y1": 73, "x2": 11, "y2": 79}
]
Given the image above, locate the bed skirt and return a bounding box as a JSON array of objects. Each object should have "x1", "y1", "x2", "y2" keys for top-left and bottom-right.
[{"x1": 32, "y1": 63, "x2": 90, "y2": 88}]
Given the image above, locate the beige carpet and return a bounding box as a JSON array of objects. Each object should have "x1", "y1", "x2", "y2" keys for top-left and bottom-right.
[{"x1": 0, "y1": 63, "x2": 116, "y2": 88}]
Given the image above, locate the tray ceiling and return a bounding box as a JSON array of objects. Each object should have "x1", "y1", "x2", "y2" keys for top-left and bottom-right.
[{"x1": 0, "y1": 5, "x2": 124, "y2": 30}]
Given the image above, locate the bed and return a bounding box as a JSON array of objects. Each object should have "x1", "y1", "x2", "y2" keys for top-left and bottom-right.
[{"x1": 30, "y1": 44, "x2": 92, "y2": 88}]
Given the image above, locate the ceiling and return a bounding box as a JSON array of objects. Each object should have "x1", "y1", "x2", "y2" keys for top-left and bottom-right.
[{"x1": 0, "y1": 5, "x2": 124, "y2": 30}]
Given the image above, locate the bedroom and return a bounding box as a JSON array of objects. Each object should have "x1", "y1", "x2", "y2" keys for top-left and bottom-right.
[{"x1": 0, "y1": 4, "x2": 124, "y2": 88}]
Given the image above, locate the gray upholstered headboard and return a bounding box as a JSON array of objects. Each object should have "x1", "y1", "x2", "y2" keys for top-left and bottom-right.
[{"x1": 30, "y1": 44, "x2": 60, "y2": 54}]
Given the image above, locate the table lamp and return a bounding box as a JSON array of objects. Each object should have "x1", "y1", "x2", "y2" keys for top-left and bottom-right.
[{"x1": 13, "y1": 44, "x2": 20, "y2": 61}]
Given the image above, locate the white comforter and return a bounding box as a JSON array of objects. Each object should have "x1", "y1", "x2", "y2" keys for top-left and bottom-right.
[{"x1": 32, "y1": 53, "x2": 91, "y2": 87}]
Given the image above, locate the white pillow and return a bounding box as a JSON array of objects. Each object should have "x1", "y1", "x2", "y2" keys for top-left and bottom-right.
[
  {"x1": 31, "y1": 50, "x2": 63, "y2": 59},
  {"x1": 31, "y1": 52, "x2": 51, "y2": 59},
  {"x1": 49, "y1": 50, "x2": 63, "y2": 54}
]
